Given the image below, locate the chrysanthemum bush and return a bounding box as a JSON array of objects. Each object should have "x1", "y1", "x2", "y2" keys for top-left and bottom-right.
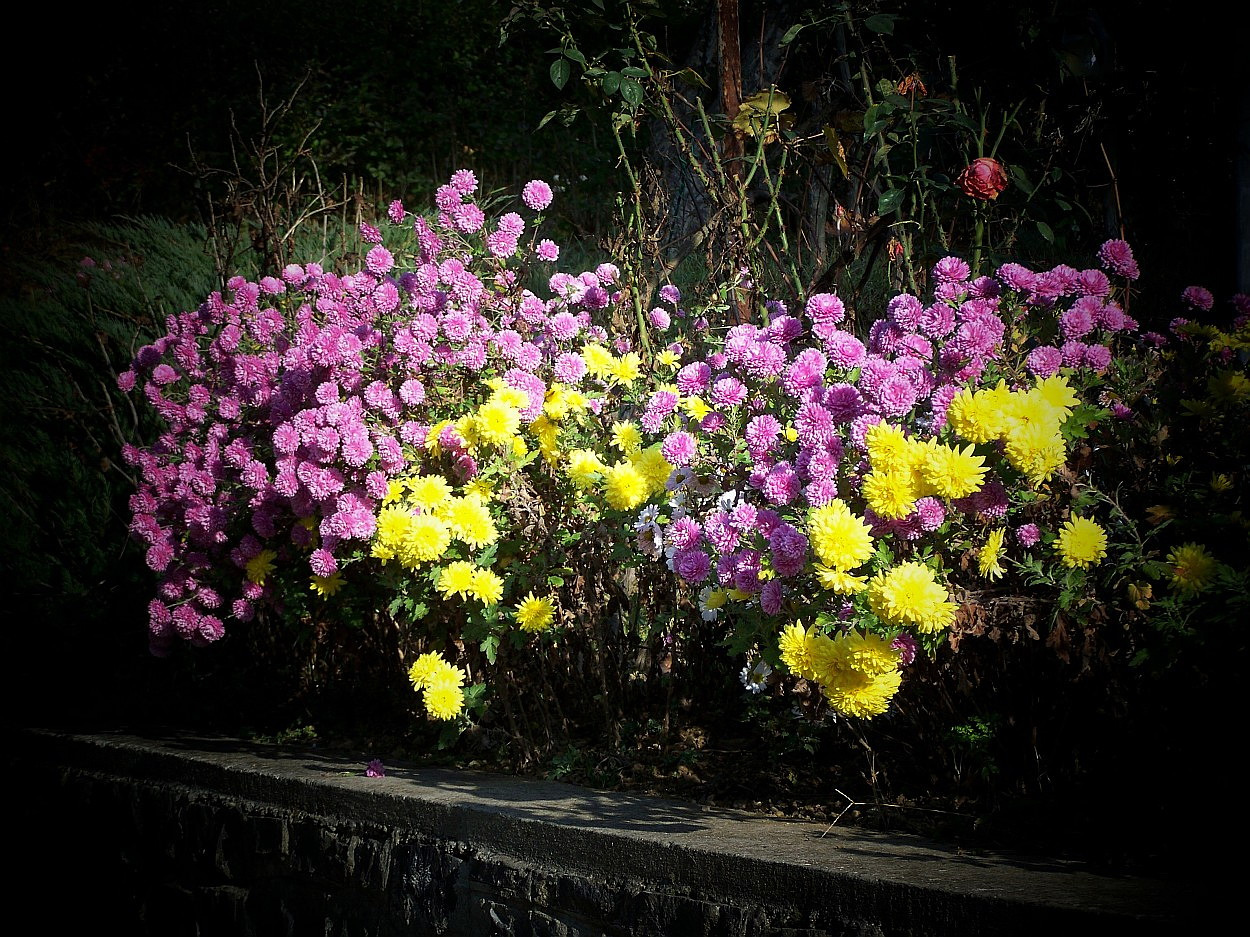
[
  {"x1": 117, "y1": 170, "x2": 664, "y2": 728},
  {"x1": 119, "y1": 170, "x2": 1247, "y2": 759}
]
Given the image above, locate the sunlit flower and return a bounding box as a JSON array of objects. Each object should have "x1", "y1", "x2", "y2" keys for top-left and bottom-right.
[
  {"x1": 1055, "y1": 515, "x2": 1107, "y2": 569},
  {"x1": 514, "y1": 592, "x2": 556, "y2": 631},
  {"x1": 977, "y1": 528, "x2": 1007, "y2": 580}
]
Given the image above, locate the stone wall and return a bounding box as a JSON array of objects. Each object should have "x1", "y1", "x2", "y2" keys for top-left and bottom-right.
[{"x1": 13, "y1": 729, "x2": 1197, "y2": 936}]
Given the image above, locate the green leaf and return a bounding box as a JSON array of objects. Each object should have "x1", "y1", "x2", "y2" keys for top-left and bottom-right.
[
  {"x1": 621, "y1": 66, "x2": 648, "y2": 78},
  {"x1": 547, "y1": 575, "x2": 565, "y2": 587},
  {"x1": 563, "y1": 47, "x2": 586, "y2": 66},
  {"x1": 1008, "y1": 165, "x2": 1035, "y2": 197},
  {"x1": 602, "y1": 71, "x2": 621, "y2": 95},
  {"x1": 876, "y1": 187, "x2": 905, "y2": 216},
  {"x1": 620, "y1": 76, "x2": 644, "y2": 107},
  {"x1": 864, "y1": 13, "x2": 896, "y2": 34},
  {"x1": 536, "y1": 109, "x2": 560, "y2": 131},
  {"x1": 1035, "y1": 219, "x2": 1054, "y2": 242},
  {"x1": 675, "y1": 67, "x2": 709, "y2": 89},
  {"x1": 481, "y1": 634, "x2": 499, "y2": 665},
  {"x1": 780, "y1": 23, "x2": 804, "y2": 45},
  {"x1": 550, "y1": 58, "x2": 571, "y2": 90}
]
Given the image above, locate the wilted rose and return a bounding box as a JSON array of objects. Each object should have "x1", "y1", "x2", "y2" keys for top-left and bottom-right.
[{"x1": 956, "y1": 157, "x2": 1009, "y2": 200}]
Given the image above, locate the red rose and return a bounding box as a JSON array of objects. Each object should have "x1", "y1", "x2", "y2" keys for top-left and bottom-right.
[{"x1": 956, "y1": 157, "x2": 1009, "y2": 200}]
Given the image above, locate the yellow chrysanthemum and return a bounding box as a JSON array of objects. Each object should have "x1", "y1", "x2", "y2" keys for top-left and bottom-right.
[
  {"x1": 807, "y1": 500, "x2": 874, "y2": 571},
  {"x1": 1032, "y1": 374, "x2": 1080, "y2": 417},
  {"x1": 656, "y1": 348, "x2": 680, "y2": 367},
  {"x1": 514, "y1": 592, "x2": 556, "y2": 631},
  {"x1": 1002, "y1": 422, "x2": 1067, "y2": 486},
  {"x1": 1209, "y1": 369, "x2": 1250, "y2": 404},
  {"x1": 630, "y1": 445, "x2": 674, "y2": 490},
  {"x1": 407, "y1": 651, "x2": 447, "y2": 690},
  {"x1": 1055, "y1": 515, "x2": 1108, "y2": 569},
  {"x1": 865, "y1": 422, "x2": 913, "y2": 474},
  {"x1": 813, "y1": 565, "x2": 869, "y2": 593},
  {"x1": 682, "y1": 395, "x2": 712, "y2": 421},
  {"x1": 399, "y1": 513, "x2": 451, "y2": 566},
  {"x1": 406, "y1": 474, "x2": 452, "y2": 511},
  {"x1": 245, "y1": 549, "x2": 278, "y2": 584},
  {"x1": 861, "y1": 469, "x2": 918, "y2": 520},
  {"x1": 945, "y1": 386, "x2": 1005, "y2": 444},
  {"x1": 492, "y1": 385, "x2": 530, "y2": 412},
  {"x1": 567, "y1": 449, "x2": 606, "y2": 488},
  {"x1": 613, "y1": 352, "x2": 642, "y2": 384},
  {"x1": 423, "y1": 683, "x2": 466, "y2": 720},
  {"x1": 474, "y1": 399, "x2": 522, "y2": 447},
  {"x1": 436, "y1": 560, "x2": 477, "y2": 600},
  {"x1": 822, "y1": 667, "x2": 903, "y2": 719},
  {"x1": 442, "y1": 496, "x2": 498, "y2": 549},
  {"x1": 838, "y1": 630, "x2": 902, "y2": 676},
  {"x1": 310, "y1": 572, "x2": 344, "y2": 597},
  {"x1": 382, "y1": 479, "x2": 407, "y2": 505},
  {"x1": 604, "y1": 460, "x2": 651, "y2": 511},
  {"x1": 1166, "y1": 542, "x2": 1219, "y2": 594},
  {"x1": 923, "y1": 443, "x2": 988, "y2": 500},
  {"x1": 1006, "y1": 388, "x2": 1066, "y2": 435},
  {"x1": 581, "y1": 343, "x2": 615, "y2": 379},
  {"x1": 978, "y1": 528, "x2": 1007, "y2": 580},
  {"x1": 612, "y1": 421, "x2": 643, "y2": 453},
  {"x1": 778, "y1": 621, "x2": 816, "y2": 679},
  {"x1": 463, "y1": 478, "x2": 494, "y2": 502},
  {"x1": 867, "y1": 562, "x2": 957, "y2": 633},
  {"x1": 529, "y1": 414, "x2": 560, "y2": 463},
  {"x1": 468, "y1": 568, "x2": 504, "y2": 606}
]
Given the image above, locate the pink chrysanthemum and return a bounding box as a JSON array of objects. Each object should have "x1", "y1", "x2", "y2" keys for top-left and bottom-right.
[
  {"x1": 745, "y1": 414, "x2": 782, "y2": 457},
  {"x1": 553, "y1": 352, "x2": 587, "y2": 384},
  {"x1": 1098, "y1": 239, "x2": 1139, "y2": 279},
  {"x1": 1026, "y1": 345, "x2": 1063, "y2": 378},
  {"x1": 932, "y1": 256, "x2": 971, "y2": 284},
  {"x1": 661, "y1": 431, "x2": 698, "y2": 466},
  {"x1": 452, "y1": 203, "x2": 486, "y2": 234},
  {"x1": 1060, "y1": 341, "x2": 1087, "y2": 368},
  {"x1": 450, "y1": 169, "x2": 479, "y2": 194},
  {"x1": 823, "y1": 383, "x2": 863, "y2": 422},
  {"x1": 824, "y1": 330, "x2": 866, "y2": 369},
  {"x1": 536, "y1": 239, "x2": 560, "y2": 262},
  {"x1": 1084, "y1": 343, "x2": 1112, "y2": 372},
  {"x1": 708, "y1": 376, "x2": 746, "y2": 408},
  {"x1": 366, "y1": 245, "x2": 394, "y2": 276},
  {"x1": 673, "y1": 548, "x2": 712, "y2": 583},
  {"x1": 917, "y1": 303, "x2": 956, "y2": 339},
  {"x1": 666, "y1": 516, "x2": 703, "y2": 551},
  {"x1": 648, "y1": 307, "x2": 671, "y2": 330},
  {"x1": 676, "y1": 361, "x2": 711, "y2": 394},
  {"x1": 1016, "y1": 523, "x2": 1040, "y2": 548},
  {"x1": 805, "y1": 292, "x2": 845, "y2": 324},
  {"x1": 1181, "y1": 285, "x2": 1215, "y2": 311},
  {"x1": 761, "y1": 462, "x2": 800, "y2": 506},
  {"x1": 890, "y1": 297, "x2": 930, "y2": 334},
  {"x1": 522, "y1": 179, "x2": 554, "y2": 211}
]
